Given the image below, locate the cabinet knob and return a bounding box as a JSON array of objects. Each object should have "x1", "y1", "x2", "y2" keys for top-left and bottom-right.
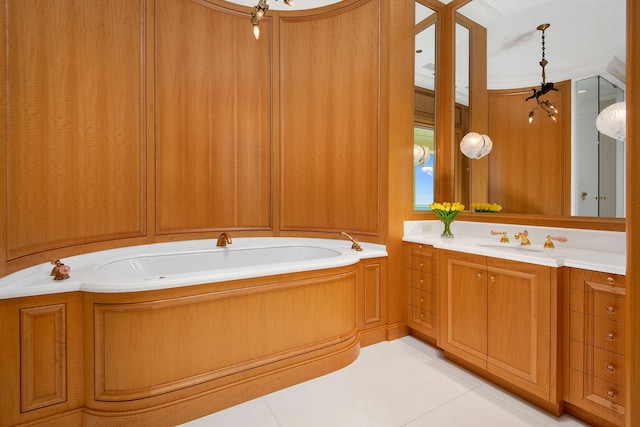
[
  {"x1": 419, "y1": 279, "x2": 424, "y2": 285},
  {"x1": 607, "y1": 277, "x2": 615, "y2": 285},
  {"x1": 606, "y1": 332, "x2": 616, "y2": 341},
  {"x1": 420, "y1": 312, "x2": 425, "y2": 319},
  {"x1": 607, "y1": 306, "x2": 616, "y2": 314},
  {"x1": 607, "y1": 364, "x2": 616, "y2": 373},
  {"x1": 419, "y1": 262, "x2": 424, "y2": 268},
  {"x1": 489, "y1": 275, "x2": 495, "y2": 282},
  {"x1": 418, "y1": 245, "x2": 423, "y2": 249},
  {"x1": 419, "y1": 297, "x2": 425, "y2": 304},
  {"x1": 476, "y1": 273, "x2": 482, "y2": 279},
  {"x1": 607, "y1": 390, "x2": 616, "y2": 399}
]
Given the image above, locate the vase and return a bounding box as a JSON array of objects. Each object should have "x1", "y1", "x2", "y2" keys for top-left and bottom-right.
[{"x1": 441, "y1": 220, "x2": 454, "y2": 240}]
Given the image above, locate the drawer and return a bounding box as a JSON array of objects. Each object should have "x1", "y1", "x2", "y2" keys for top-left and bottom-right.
[
  {"x1": 410, "y1": 243, "x2": 434, "y2": 257},
  {"x1": 571, "y1": 269, "x2": 625, "y2": 291},
  {"x1": 593, "y1": 317, "x2": 625, "y2": 355},
  {"x1": 592, "y1": 375, "x2": 625, "y2": 408},
  {"x1": 591, "y1": 292, "x2": 625, "y2": 321},
  {"x1": 570, "y1": 340, "x2": 625, "y2": 386},
  {"x1": 412, "y1": 256, "x2": 433, "y2": 274},
  {"x1": 410, "y1": 306, "x2": 435, "y2": 330},
  {"x1": 411, "y1": 288, "x2": 434, "y2": 313},
  {"x1": 412, "y1": 270, "x2": 434, "y2": 292}
]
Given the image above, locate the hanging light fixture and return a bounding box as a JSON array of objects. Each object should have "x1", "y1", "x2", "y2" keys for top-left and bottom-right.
[
  {"x1": 460, "y1": 132, "x2": 493, "y2": 159},
  {"x1": 596, "y1": 101, "x2": 626, "y2": 140},
  {"x1": 413, "y1": 144, "x2": 431, "y2": 166},
  {"x1": 251, "y1": 0, "x2": 293, "y2": 40},
  {"x1": 525, "y1": 23, "x2": 558, "y2": 123}
]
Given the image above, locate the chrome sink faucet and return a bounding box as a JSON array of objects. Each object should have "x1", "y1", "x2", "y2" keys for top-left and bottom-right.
[{"x1": 216, "y1": 232, "x2": 232, "y2": 247}]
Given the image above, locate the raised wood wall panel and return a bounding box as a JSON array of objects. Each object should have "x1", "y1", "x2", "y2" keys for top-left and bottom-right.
[
  {"x1": 487, "y1": 80, "x2": 571, "y2": 215},
  {"x1": 4, "y1": 0, "x2": 146, "y2": 260},
  {"x1": 155, "y1": 0, "x2": 272, "y2": 234},
  {"x1": 279, "y1": 0, "x2": 380, "y2": 235},
  {"x1": 20, "y1": 304, "x2": 67, "y2": 412},
  {"x1": 362, "y1": 261, "x2": 383, "y2": 325},
  {"x1": 93, "y1": 270, "x2": 357, "y2": 402}
]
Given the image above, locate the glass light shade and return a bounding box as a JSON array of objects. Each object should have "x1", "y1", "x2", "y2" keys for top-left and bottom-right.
[
  {"x1": 253, "y1": 24, "x2": 260, "y2": 39},
  {"x1": 460, "y1": 132, "x2": 493, "y2": 159},
  {"x1": 413, "y1": 144, "x2": 431, "y2": 166},
  {"x1": 596, "y1": 101, "x2": 626, "y2": 140}
]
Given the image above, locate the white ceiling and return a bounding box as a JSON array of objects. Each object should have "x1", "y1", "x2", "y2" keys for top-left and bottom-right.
[{"x1": 225, "y1": 0, "x2": 626, "y2": 99}]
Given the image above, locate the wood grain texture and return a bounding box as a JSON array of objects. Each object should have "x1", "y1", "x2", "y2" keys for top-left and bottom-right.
[
  {"x1": 155, "y1": 0, "x2": 272, "y2": 234},
  {"x1": 487, "y1": 81, "x2": 571, "y2": 215},
  {"x1": 5, "y1": 0, "x2": 146, "y2": 259},
  {"x1": 279, "y1": 0, "x2": 380, "y2": 235}
]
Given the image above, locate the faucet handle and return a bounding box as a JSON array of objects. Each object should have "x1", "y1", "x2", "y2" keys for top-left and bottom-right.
[
  {"x1": 544, "y1": 235, "x2": 567, "y2": 248},
  {"x1": 490, "y1": 230, "x2": 510, "y2": 243}
]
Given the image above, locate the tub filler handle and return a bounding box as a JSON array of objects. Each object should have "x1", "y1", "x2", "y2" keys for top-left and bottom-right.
[{"x1": 340, "y1": 231, "x2": 363, "y2": 251}]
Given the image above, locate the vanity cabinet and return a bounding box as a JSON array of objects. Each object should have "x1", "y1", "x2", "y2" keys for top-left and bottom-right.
[
  {"x1": 439, "y1": 250, "x2": 559, "y2": 403},
  {"x1": 568, "y1": 268, "x2": 626, "y2": 426},
  {"x1": 404, "y1": 243, "x2": 437, "y2": 341}
]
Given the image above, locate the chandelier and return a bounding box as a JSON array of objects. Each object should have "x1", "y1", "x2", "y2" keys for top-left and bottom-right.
[
  {"x1": 526, "y1": 23, "x2": 558, "y2": 123},
  {"x1": 251, "y1": 0, "x2": 293, "y2": 40}
]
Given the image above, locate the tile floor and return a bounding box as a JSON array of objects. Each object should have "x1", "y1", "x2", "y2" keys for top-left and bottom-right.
[{"x1": 179, "y1": 336, "x2": 588, "y2": 427}]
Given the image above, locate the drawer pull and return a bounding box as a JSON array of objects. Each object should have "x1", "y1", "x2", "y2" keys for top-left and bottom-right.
[
  {"x1": 418, "y1": 245, "x2": 423, "y2": 249},
  {"x1": 420, "y1": 262, "x2": 424, "y2": 268},
  {"x1": 607, "y1": 277, "x2": 615, "y2": 285},
  {"x1": 419, "y1": 297, "x2": 425, "y2": 304},
  {"x1": 420, "y1": 313, "x2": 425, "y2": 320},
  {"x1": 607, "y1": 306, "x2": 616, "y2": 314},
  {"x1": 607, "y1": 390, "x2": 616, "y2": 399},
  {"x1": 419, "y1": 279, "x2": 424, "y2": 285},
  {"x1": 607, "y1": 364, "x2": 616, "y2": 373},
  {"x1": 606, "y1": 332, "x2": 616, "y2": 341}
]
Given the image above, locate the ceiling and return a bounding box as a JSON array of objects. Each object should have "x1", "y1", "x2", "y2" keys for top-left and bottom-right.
[{"x1": 225, "y1": 0, "x2": 626, "y2": 99}]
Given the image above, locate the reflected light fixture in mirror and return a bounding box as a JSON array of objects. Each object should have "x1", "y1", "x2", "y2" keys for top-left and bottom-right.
[
  {"x1": 526, "y1": 23, "x2": 559, "y2": 123},
  {"x1": 596, "y1": 101, "x2": 626, "y2": 140},
  {"x1": 460, "y1": 132, "x2": 492, "y2": 159},
  {"x1": 251, "y1": 0, "x2": 293, "y2": 40},
  {"x1": 414, "y1": 144, "x2": 431, "y2": 166}
]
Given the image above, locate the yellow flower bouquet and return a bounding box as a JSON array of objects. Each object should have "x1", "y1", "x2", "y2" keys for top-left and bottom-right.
[
  {"x1": 471, "y1": 202, "x2": 503, "y2": 213},
  {"x1": 430, "y1": 201, "x2": 465, "y2": 238}
]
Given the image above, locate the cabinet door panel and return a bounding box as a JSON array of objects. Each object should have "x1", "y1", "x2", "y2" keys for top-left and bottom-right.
[
  {"x1": 486, "y1": 260, "x2": 551, "y2": 399},
  {"x1": 440, "y1": 251, "x2": 487, "y2": 369}
]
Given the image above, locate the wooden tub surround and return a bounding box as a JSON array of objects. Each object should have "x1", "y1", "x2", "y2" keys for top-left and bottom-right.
[{"x1": 0, "y1": 253, "x2": 389, "y2": 426}]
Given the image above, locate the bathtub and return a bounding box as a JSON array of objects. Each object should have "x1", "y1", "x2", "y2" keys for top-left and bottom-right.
[{"x1": 0, "y1": 237, "x2": 388, "y2": 298}]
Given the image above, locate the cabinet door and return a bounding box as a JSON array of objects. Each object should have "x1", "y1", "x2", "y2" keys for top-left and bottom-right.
[
  {"x1": 486, "y1": 258, "x2": 551, "y2": 399},
  {"x1": 439, "y1": 251, "x2": 487, "y2": 369}
]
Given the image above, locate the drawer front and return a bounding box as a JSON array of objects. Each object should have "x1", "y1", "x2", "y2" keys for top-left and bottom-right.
[
  {"x1": 412, "y1": 270, "x2": 434, "y2": 293},
  {"x1": 410, "y1": 306, "x2": 435, "y2": 331},
  {"x1": 593, "y1": 318, "x2": 625, "y2": 354},
  {"x1": 412, "y1": 256, "x2": 433, "y2": 274},
  {"x1": 592, "y1": 375, "x2": 626, "y2": 408},
  {"x1": 591, "y1": 292, "x2": 625, "y2": 322},
  {"x1": 412, "y1": 288, "x2": 434, "y2": 313},
  {"x1": 593, "y1": 346, "x2": 625, "y2": 386}
]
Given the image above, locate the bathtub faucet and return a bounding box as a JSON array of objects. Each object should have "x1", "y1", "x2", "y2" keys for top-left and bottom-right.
[
  {"x1": 340, "y1": 232, "x2": 363, "y2": 251},
  {"x1": 216, "y1": 232, "x2": 232, "y2": 247}
]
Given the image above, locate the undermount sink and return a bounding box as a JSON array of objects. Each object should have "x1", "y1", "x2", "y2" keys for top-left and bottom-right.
[{"x1": 476, "y1": 243, "x2": 546, "y2": 253}]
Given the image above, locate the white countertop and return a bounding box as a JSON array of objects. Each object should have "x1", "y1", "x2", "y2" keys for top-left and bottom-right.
[
  {"x1": 404, "y1": 220, "x2": 626, "y2": 275},
  {"x1": 0, "y1": 238, "x2": 388, "y2": 300}
]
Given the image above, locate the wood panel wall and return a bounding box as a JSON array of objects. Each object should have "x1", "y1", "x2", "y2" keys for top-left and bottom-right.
[
  {"x1": 487, "y1": 81, "x2": 572, "y2": 215},
  {"x1": 0, "y1": 0, "x2": 386, "y2": 276}
]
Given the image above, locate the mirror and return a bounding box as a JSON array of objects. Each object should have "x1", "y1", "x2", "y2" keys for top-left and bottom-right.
[
  {"x1": 454, "y1": 0, "x2": 626, "y2": 218},
  {"x1": 413, "y1": 2, "x2": 437, "y2": 210}
]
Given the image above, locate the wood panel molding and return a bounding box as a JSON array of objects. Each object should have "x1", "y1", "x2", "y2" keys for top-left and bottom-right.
[
  {"x1": 20, "y1": 304, "x2": 67, "y2": 412},
  {"x1": 93, "y1": 270, "x2": 357, "y2": 402}
]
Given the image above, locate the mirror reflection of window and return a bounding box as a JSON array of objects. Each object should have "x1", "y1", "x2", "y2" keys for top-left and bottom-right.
[
  {"x1": 414, "y1": 127, "x2": 434, "y2": 210},
  {"x1": 414, "y1": 1, "x2": 436, "y2": 211}
]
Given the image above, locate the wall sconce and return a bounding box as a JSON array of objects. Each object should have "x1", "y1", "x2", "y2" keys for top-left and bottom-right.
[
  {"x1": 413, "y1": 144, "x2": 431, "y2": 166},
  {"x1": 526, "y1": 23, "x2": 559, "y2": 123},
  {"x1": 596, "y1": 101, "x2": 626, "y2": 140},
  {"x1": 460, "y1": 132, "x2": 493, "y2": 159},
  {"x1": 251, "y1": 0, "x2": 293, "y2": 40}
]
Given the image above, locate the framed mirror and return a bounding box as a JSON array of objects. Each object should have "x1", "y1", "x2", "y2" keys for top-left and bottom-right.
[{"x1": 451, "y1": 0, "x2": 626, "y2": 227}]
